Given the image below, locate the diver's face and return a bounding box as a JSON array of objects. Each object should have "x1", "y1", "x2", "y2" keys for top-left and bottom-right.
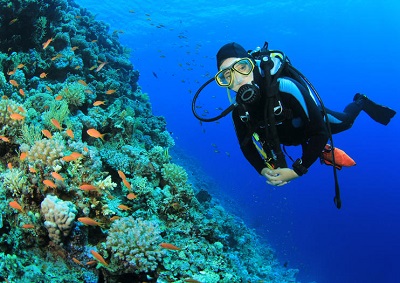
[{"x1": 219, "y1": 57, "x2": 254, "y2": 92}]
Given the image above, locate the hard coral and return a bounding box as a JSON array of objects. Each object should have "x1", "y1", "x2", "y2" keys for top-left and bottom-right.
[
  {"x1": 41, "y1": 195, "x2": 77, "y2": 245},
  {"x1": 105, "y1": 216, "x2": 165, "y2": 274},
  {"x1": 28, "y1": 136, "x2": 65, "y2": 167}
]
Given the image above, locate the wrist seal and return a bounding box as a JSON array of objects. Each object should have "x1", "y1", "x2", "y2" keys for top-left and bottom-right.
[{"x1": 292, "y1": 158, "x2": 308, "y2": 176}]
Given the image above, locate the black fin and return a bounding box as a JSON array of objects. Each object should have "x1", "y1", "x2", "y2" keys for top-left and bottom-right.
[{"x1": 354, "y1": 93, "x2": 396, "y2": 125}]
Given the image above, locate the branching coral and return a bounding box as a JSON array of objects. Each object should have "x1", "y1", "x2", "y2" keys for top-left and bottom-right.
[
  {"x1": 27, "y1": 136, "x2": 65, "y2": 167},
  {"x1": 105, "y1": 216, "x2": 165, "y2": 274}
]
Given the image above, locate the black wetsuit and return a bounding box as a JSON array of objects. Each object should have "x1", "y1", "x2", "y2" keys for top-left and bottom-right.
[{"x1": 232, "y1": 77, "x2": 362, "y2": 174}]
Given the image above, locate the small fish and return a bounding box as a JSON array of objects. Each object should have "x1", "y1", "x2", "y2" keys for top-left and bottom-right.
[
  {"x1": 42, "y1": 129, "x2": 53, "y2": 139},
  {"x1": 110, "y1": 216, "x2": 120, "y2": 221},
  {"x1": 43, "y1": 179, "x2": 57, "y2": 188},
  {"x1": 42, "y1": 38, "x2": 53, "y2": 49},
  {"x1": 45, "y1": 86, "x2": 53, "y2": 93},
  {"x1": 9, "y1": 79, "x2": 19, "y2": 87},
  {"x1": 40, "y1": 72, "x2": 48, "y2": 78},
  {"x1": 93, "y1": 100, "x2": 106, "y2": 106},
  {"x1": 71, "y1": 46, "x2": 79, "y2": 51},
  {"x1": 77, "y1": 79, "x2": 87, "y2": 86},
  {"x1": 83, "y1": 147, "x2": 89, "y2": 152},
  {"x1": 10, "y1": 113, "x2": 25, "y2": 121},
  {"x1": 152, "y1": 71, "x2": 158, "y2": 78},
  {"x1": 87, "y1": 128, "x2": 105, "y2": 140},
  {"x1": 51, "y1": 172, "x2": 64, "y2": 181},
  {"x1": 9, "y1": 200, "x2": 24, "y2": 213},
  {"x1": 18, "y1": 89, "x2": 25, "y2": 96},
  {"x1": 184, "y1": 279, "x2": 202, "y2": 283},
  {"x1": 159, "y1": 242, "x2": 181, "y2": 250},
  {"x1": 78, "y1": 217, "x2": 102, "y2": 227},
  {"x1": 74, "y1": 66, "x2": 81, "y2": 70},
  {"x1": 62, "y1": 152, "x2": 83, "y2": 162},
  {"x1": 117, "y1": 170, "x2": 127, "y2": 180},
  {"x1": 17, "y1": 63, "x2": 25, "y2": 69},
  {"x1": 29, "y1": 167, "x2": 37, "y2": 173},
  {"x1": 95, "y1": 61, "x2": 107, "y2": 72},
  {"x1": 7, "y1": 163, "x2": 13, "y2": 169},
  {"x1": 20, "y1": 152, "x2": 28, "y2": 161},
  {"x1": 0, "y1": 136, "x2": 10, "y2": 142},
  {"x1": 21, "y1": 224, "x2": 35, "y2": 229},
  {"x1": 7, "y1": 68, "x2": 16, "y2": 75},
  {"x1": 122, "y1": 179, "x2": 132, "y2": 190},
  {"x1": 79, "y1": 184, "x2": 98, "y2": 191},
  {"x1": 85, "y1": 89, "x2": 93, "y2": 94},
  {"x1": 126, "y1": 192, "x2": 137, "y2": 200},
  {"x1": 105, "y1": 89, "x2": 116, "y2": 95},
  {"x1": 117, "y1": 204, "x2": 131, "y2": 211},
  {"x1": 55, "y1": 95, "x2": 62, "y2": 100},
  {"x1": 86, "y1": 260, "x2": 97, "y2": 266},
  {"x1": 72, "y1": 257, "x2": 83, "y2": 266},
  {"x1": 9, "y1": 18, "x2": 18, "y2": 25},
  {"x1": 90, "y1": 250, "x2": 108, "y2": 266},
  {"x1": 89, "y1": 65, "x2": 97, "y2": 71},
  {"x1": 51, "y1": 118, "x2": 62, "y2": 130},
  {"x1": 66, "y1": 129, "x2": 74, "y2": 139}
]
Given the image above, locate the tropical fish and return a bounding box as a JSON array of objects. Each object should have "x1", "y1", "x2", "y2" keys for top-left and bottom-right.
[
  {"x1": 72, "y1": 257, "x2": 83, "y2": 266},
  {"x1": 79, "y1": 184, "x2": 98, "y2": 191},
  {"x1": 122, "y1": 179, "x2": 132, "y2": 190},
  {"x1": 62, "y1": 152, "x2": 83, "y2": 162},
  {"x1": 77, "y1": 79, "x2": 87, "y2": 86},
  {"x1": 66, "y1": 129, "x2": 74, "y2": 139},
  {"x1": 117, "y1": 204, "x2": 131, "y2": 211},
  {"x1": 40, "y1": 72, "x2": 48, "y2": 78},
  {"x1": 21, "y1": 224, "x2": 35, "y2": 229},
  {"x1": 117, "y1": 170, "x2": 127, "y2": 180},
  {"x1": 90, "y1": 250, "x2": 108, "y2": 266},
  {"x1": 42, "y1": 38, "x2": 53, "y2": 49},
  {"x1": 9, "y1": 18, "x2": 18, "y2": 25},
  {"x1": 9, "y1": 79, "x2": 19, "y2": 87},
  {"x1": 0, "y1": 136, "x2": 10, "y2": 142},
  {"x1": 55, "y1": 95, "x2": 62, "y2": 100},
  {"x1": 109, "y1": 216, "x2": 120, "y2": 221},
  {"x1": 18, "y1": 89, "x2": 25, "y2": 96},
  {"x1": 95, "y1": 61, "x2": 107, "y2": 72},
  {"x1": 17, "y1": 63, "x2": 25, "y2": 69},
  {"x1": 93, "y1": 101, "x2": 106, "y2": 106},
  {"x1": 7, "y1": 163, "x2": 12, "y2": 170},
  {"x1": 105, "y1": 89, "x2": 116, "y2": 95},
  {"x1": 159, "y1": 242, "x2": 181, "y2": 250},
  {"x1": 78, "y1": 217, "x2": 102, "y2": 227},
  {"x1": 20, "y1": 152, "x2": 28, "y2": 161},
  {"x1": 126, "y1": 192, "x2": 137, "y2": 200},
  {"x1": 43, "y1": 179, "x2": 57, "y2": 188},
  {"x1": 51, "y1": 172, "x2": 64, "y2": 181},
  {"x1": 184, "y1": 279, "x2": 202, "y2": 283},
  {"x1": 10, "y1": 113, "x2": 25, "y2": 121},
  {"x1": 51, "y1": 118, "x2": 62, "y2": 130},
  {"x1": 9, "y1": 200, "x2": 24, "y2": 213},
  {"x1": 87, "y1": 128, "x2": 105, "y2": 140},
  {"x1": 41, "y1": 129, "x2": 53, "y2": 139}
]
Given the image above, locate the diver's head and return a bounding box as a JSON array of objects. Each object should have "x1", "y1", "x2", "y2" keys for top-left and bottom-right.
[{"x1": 215, "y1": 42, "x2": 254, "y2": 92}]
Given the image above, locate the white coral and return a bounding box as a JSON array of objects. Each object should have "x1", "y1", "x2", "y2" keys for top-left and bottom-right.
[{"x1": 41, "y1": 195, "x2": 77, "y2": 245}]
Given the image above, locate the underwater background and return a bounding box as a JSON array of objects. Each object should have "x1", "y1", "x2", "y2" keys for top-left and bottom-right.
[{"x1": 0, "y1": 0, "x2": 399, "y2": 282}]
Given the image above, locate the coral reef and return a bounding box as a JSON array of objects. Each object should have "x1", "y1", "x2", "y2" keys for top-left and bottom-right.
[{"x1": 0, "y1": 0, "x2": 299, "y2": 282}]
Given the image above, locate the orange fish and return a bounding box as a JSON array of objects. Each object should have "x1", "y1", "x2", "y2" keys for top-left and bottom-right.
[
  {"x1": 55, "y1": 95, "x2": 62, "y2": 100},
  {"x1": 7, "y1": 69, "x2": 16, "y2": 75},
  {"x1": 126, "y1": 193, "x2": 137, "y2": 200},
  {"x1": 74, "y1": 66, "x2": 81, "y2": 70},
  {"x1": 93, "y1": 101, "x2": 106, "y2": 106},
  {"x1": 17, "y1": 63, "x2": 25, "y2": 69},
  {"x1": 9, "y1": 18, "x2": 18, "y2": 25},
  {"x1": 85, "y1": 89, "x2": 93, "y2": 94},
  {"x1": 117, "y1": 170, "x2": 127, "y2": 180},
  {"x1": 43, "y1": 179, "x2": 57, "y2": 188},
  {"x1": 110, "y1": 216, "x2": 120, "y2": 221},
  {"x1": 72, "y1": 257, "x2": 83, "y2": 266},
  {"x1": 0, "y1": 136, "x2": 10, "y2": 142},
  {"x1": 90, "y1": 250, "x2": 108, "y2": 266},
  {"x1": 40, "y1": 72, "x2": 48, "y2": 78},
  {"x1": 20, "y1": 152, "x2": 28, "y2": 161},
  {"x1": 87, "y1": 128, "x2": 105, "y2": 140},
  {"x1": 9, "y1": 80, "x2": 19, "y2": 87},
  {"x1": 117, "y1": 204, "x2": 131, "y2": 211},
  {"x1": 51, "y1": 172, "x2": 64, "y2": 181},
  {"x1": 51, "y1": 118, "x2": 62, "y2": 130},
  {"x1": 77, "y1": 79, "x2": 87, "y2": 86},
  {"x1": 71, "y1": 46, "x2": 79, "y2": 51},
  {"x1": 159, "y1": 242, "x2": 181, "y2": 250},
  {"x1": 42, "y1": 38, "x2": 53, "y2": 49},
  {"x1": 62, "y1": 152, "x2": 83, "y2": 162},
  {"x1": 83, "y1": 147, "x2": 89, "y2": 152},
  {"x1": 9, "y1": 200, "x2": 24, "y2": 213},
  {"x1": 86, "y1": 260, "x2": 97, "y2": 266},
  {"x1": 17, "y1": 106, "x2": 25, "y2": 113},
  {"x1": 10, "y1": 113, "x2": 25, "y2": 121},
  {"x1": 105, "y1": 89, "x2": 116, "y2": 95},
  {"x1": 42, "y1": 129, "x2": 53, "y2": 139},
  {"x1": 66, "y1": 129, "x2": 74, "y2": 139},
  {"x1": 122, "y1": 179, "x2": 132, "y2": 190},
  {"x1": 18, "y1": 89, "x2": 25, "y2": 96},
  {"x1": 78, "y1": 217, "x2": 102, "y2": 227},
  {"x1": 7, "y1": 163, "x2": 13, "y2": 169},
  {"x1": 79, "y1": 184, "x2": 98, "y2": 191},
  {"x1": 46, "y1": 86, "x2": 53, "y2": 93},
  {"x1": 95, "y1": 61, "x2": 107, "y2": 72},
  {"x1": 21, "y1": 224, "x2": 35, "y2": 229},
  {"x1": 29, "y1": 167, "x2": 37, "y2": 173}
]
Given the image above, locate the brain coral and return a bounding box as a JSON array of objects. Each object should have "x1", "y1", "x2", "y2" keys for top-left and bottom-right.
[{"x1": 105, "y1": 216, "x2": 165, "y2": 274}]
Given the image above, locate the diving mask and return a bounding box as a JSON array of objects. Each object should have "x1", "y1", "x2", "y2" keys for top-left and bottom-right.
[{"x1": 215, "y1": 58, "x2": 255, "y2": 87}]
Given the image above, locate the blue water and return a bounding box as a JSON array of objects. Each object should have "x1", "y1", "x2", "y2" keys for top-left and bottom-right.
[{"x1": 76, "y1": 1, "x2": 400, "y2": 282}]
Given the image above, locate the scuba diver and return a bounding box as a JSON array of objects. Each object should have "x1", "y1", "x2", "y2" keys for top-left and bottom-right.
[{"x1": 192, "y1": 42, "x2": 396, "y2": 207}]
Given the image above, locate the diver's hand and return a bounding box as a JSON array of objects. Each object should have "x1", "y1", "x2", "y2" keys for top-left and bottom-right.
[{"x1": 261, "y1": 167, "x2": 299, "y2": 186}]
